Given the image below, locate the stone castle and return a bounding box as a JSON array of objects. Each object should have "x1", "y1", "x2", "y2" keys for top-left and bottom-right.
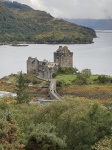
[{"x1": 27, "y1": 46, "x2": 73, "y2": 79}]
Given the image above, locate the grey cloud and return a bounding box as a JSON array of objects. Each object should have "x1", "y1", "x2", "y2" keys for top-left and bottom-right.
[{"x1": 14, "y1": 0, "x2": 112, "y2": 19}]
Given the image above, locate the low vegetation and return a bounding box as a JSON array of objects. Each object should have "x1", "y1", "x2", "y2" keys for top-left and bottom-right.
[
  {"x1": 0, "y1": 69, "x2": 112, "y2": 102},
  {"x1": 0, "y1": 97, "x2": 112, "y2": 150},
  {"x1": 0, "y1": 70, "x2": 112, "y2": 149},
  {"x1": 0, "y1": 73, "x2": 49, "y2": 101},
  {"x1": 53, "y1": 68, "x2": 112, "y2": 104},
  {"x1": 54, "y1": 68, "x2": 112, "y2": 85}
]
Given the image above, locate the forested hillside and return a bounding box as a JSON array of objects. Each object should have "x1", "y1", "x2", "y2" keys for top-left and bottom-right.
[{"x1": 0, "y1": 1, "x2": 96, "y2": 44}]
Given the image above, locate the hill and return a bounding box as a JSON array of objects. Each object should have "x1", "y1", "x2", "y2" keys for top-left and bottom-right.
[
  {"x1": 2, "y1": 0, "x2": 33, "y2": 10},
  {"x1": 0, "y1": 1, "x2": 96, "y2": 44},
  {"x1": 65, "y1": 19, "x2": 112, "y2": 30}
]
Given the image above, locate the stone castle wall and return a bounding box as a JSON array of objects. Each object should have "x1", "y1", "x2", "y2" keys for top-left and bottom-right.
[{"x1": 27, "y1": 46, "x2": 73, "y2": 79}]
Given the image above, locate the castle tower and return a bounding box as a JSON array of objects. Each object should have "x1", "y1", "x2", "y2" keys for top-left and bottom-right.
[
  {"x1": 54, "y1": 46, "x2": 73, "y2": 68},
  {"x1": 27, "y1": 57, "x2": 39, "y2": 74}
]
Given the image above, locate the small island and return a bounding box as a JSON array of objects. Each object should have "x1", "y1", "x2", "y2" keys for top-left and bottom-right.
[{"x1": 11, "y1": 44, "x2": 29, "y2": 47}]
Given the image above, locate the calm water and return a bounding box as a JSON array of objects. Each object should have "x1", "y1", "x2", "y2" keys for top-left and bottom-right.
[{"x1": 0, "y1": 31, "x2": 112, "y2": 78}]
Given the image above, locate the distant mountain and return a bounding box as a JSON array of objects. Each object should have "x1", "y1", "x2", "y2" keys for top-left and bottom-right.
[
  {"x1": 65, "y1": 19, "x2": 112, "y2": 30},
  {"x1": 0, "y1": 1, "x2": 96, "y2": 44}
]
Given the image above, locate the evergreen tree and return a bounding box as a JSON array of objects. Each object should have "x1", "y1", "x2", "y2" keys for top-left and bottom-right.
[{"x1": 15, "y1": 71, "x2": 30, "y2": 104}]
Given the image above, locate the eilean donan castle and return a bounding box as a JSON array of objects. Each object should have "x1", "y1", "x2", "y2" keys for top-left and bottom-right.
[{"x1": 27, "y1": 46, "x2": 73, "y2": 79}]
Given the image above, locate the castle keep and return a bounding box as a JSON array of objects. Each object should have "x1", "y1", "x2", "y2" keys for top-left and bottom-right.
[
  {"x1": 27, "y1": 46, "x2": 73, "y2": 79},
  {"x1": 54, "y1": 46, "x2": 73, "y2": 68}
]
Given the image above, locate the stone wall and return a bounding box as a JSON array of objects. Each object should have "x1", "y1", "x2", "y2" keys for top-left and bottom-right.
[{"x1": 27, "y1": 58, "x2": 58, "y2": 79}]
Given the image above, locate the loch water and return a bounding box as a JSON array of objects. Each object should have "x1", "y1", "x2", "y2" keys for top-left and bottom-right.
[{"x1": 0, "y1": 31, "x2": 112, "y2": 78}]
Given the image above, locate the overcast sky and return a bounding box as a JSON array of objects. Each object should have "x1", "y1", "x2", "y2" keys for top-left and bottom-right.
[{"x1": 14, "y1": 0, "x2": 112, "y2": 19}]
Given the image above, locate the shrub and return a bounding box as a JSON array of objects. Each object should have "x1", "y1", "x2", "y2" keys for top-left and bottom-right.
[
  {"x1": 81, "y1": 69, "x2": 91, "y2": 78},
  {"x1": 92, "y1": 135, "x2": 112, "y2": 150},
  {"x1": 74, "y1": 69, "x2": 91, "y2": 85},
  {"x1": 26, "y1": 123, "x2": 66, "y2": 150},
  {"x1": 0, "y1": 102, "x2": 8, "y2": 110},
  {"x1": 32, "y1": 78, "x2": 38, "y2": 84},
  {"x1": 58, "y1": 67, "x2": 76, "y2": 74},
  {"x1": 52, "y1": 72, "x2": 58, "y2": 78},
  {"x1": 75, "y1": 72, "x2": 87, "y2": 85},
  {"x1": 56, "y1": 80, "x2": 66, "y2": 87},
  {"x1": 97, "y1": 75, "x2": 112, "y2": 84},
  {"x1": 0, "y1": 110, "x2": 25, "y2": 149}
]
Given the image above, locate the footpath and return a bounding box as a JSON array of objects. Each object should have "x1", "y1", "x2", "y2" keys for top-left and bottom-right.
[{"x1": 36, "y1": 76, "x2": 62, "y2": 101}]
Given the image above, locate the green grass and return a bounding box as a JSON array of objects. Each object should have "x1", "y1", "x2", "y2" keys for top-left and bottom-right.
[
  {"x1": 55, "y1": 74, "x2": 112, "y2": 86},
  {"x1": 55, "y1": 74, "x2": 76, "y2": 84},
  {"x1": 8, "y1": 76, "x2": 17, "y2": 83},
  {"x1": 55, "y1": 74, "x2": 99, "y2": 84},
  {"x1": 89, "y1": 75, "x2": 99, "y2": 80}
]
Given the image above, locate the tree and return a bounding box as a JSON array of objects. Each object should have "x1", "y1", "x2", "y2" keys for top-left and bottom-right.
[
  {"x1": 97, "y1": 75, "x2": 111, "y2": 84},
  {"x1": 87, "y1": 103, "x2": 112, "y2": 143},
  {"x1": 26, "y1": 123, "x2": 66, "y2": 150},
  {"x1": 75, "y1": 69, "x2": 91, "y2": 85},
  {"x1": 81, "y1": 69, "x2": 91, "y2": 78},
  {"x1": 75, "y1": 72, "x2": 87, "y2": 85},
  {"x1": 15, "y1": 72, "x2": 30, "y2": 104}
]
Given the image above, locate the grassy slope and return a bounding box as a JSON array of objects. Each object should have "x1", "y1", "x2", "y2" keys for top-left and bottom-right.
[
  {"x1": 55, "y1": 74, "x2": 112, "y2": 101},
  {"x1": 0, "y1": 73, "x2": 112, "y2": 104},
  {"x1": 0, "y1": 74, "x2": 49, "y2": 100}
]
